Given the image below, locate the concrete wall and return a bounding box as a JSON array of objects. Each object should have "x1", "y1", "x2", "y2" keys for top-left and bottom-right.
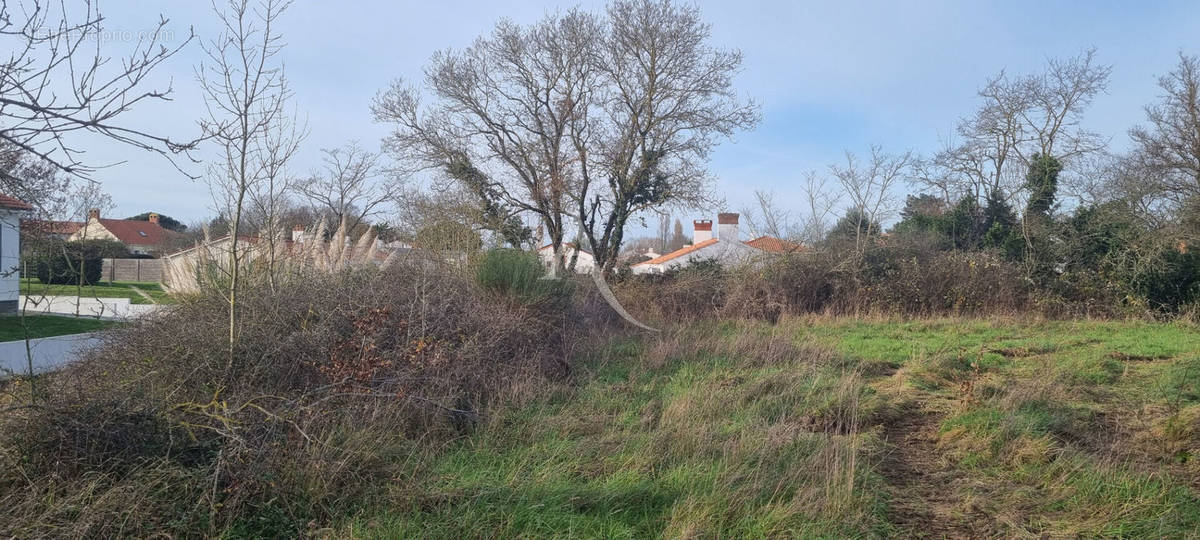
[
  {"x1": 20, "y1": 295, "x2": 161, "y2": 319},
  {"x1": 100, "y1": 258, "x2": 164, "y2": 282},
  {"x1": 1, "y1": 210, "x2": 20, "y2": 313}
]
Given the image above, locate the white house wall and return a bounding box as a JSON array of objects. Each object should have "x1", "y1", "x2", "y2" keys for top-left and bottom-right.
[
  {"x1": 0, "y1": 210, "x2": 20, "y2": 312},
  {"x1": 632, "y1": 240, "x2": 759, "y2": 274},
  {"x1": 538, "y1": 248, "x2": 595, "y2": 274}
]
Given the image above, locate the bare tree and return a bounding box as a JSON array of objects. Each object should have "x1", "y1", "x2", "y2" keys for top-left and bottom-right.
[
  {"x1": 656, "y1": 212, "x2": 671, "y2": 252},
  {"x1": 919, "y1": 50, "x2": 1110, "y2": 206},
  {"x1": 0, "y1": 0, "x2": 197, "y2": 185},
  {"x1": 798, "y1": 171, "x2": 841, "y2": 245},
  {"x1": 831, "y1": 146, "x2": 912, "y2": 256},
  {"x1": 294, "y1": 142, "x2": 392, "y2": 233},
  {"x1": 198, "y1": 0, "x2": 295, "y2": 371},
  {"x1": 740, "y1": 189, "x2": 793, "y2": 240},
  {"x1": 247, "y1": 109, "x2": 306, "y2": 291},
  {"x1": 573, "y1": 0, "x2": 760, "y2": 273},
  {"x1": 1129, "y1": 52, "x2": 1200, "y2": 210},
  {"x1": 373, "y1": 9, "x2": 598, "y2": 276},
  {"x1": 0, "y1": 141, "x2": 68, "y2": 215},
  {"x1": 1024, "y1": 48, "x2": 1110, "y2": 160}
]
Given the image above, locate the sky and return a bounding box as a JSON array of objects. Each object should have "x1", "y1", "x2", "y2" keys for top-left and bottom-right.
[{"x1": 70, "y1": 0, "x2": 1200, "y2": 232}]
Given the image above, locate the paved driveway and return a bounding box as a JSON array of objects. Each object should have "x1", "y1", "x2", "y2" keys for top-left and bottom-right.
[{"x1": 0, "y1": 332, "x2": 103, "y2": 376}]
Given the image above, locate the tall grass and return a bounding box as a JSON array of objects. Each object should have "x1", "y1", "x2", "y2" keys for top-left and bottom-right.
[{"x1": 474, "y1": 248, "x2": 572, "y2": 305}]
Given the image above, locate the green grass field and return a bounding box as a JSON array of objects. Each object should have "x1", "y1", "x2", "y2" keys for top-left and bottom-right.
[
  {"x1": 339, "y1": 318, "x2": 1200, "y2": 538},
  {"x1": 19, "y1": 278, "x2": 171, "y2": 305},
  {"x1": 0, "y1": 314, "x2": 120, "y2": 342}
]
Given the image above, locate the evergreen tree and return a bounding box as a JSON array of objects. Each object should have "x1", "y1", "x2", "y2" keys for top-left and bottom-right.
[
  {"x1": 127, "y1": 211, "x2": 187, "y2": 232},
  {"x1": 1022, "y1": 154, "x2": 1063, "y2": 279},
  {"x1": 981, "y1": 189, "x2": 1022, "y2": 259}
]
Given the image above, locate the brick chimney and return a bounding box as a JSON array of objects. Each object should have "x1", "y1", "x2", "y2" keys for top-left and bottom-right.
[
  {"x1": 148, "y1": 212, "x2": 160, "y2": 224},
  {"x1": 87, "y1": 208, "x2": 100, "y2": 220},
  {"x1": 717, "y1": 212, "x2": 739, "y2": 241},
  {"x1": 693, "y1": 219, "x2": 713, "y2": 243}
]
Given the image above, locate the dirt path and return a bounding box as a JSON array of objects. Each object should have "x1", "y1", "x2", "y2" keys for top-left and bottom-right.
[{"x1": 878, "y1": 406, "x2": 996, "y2": 539}]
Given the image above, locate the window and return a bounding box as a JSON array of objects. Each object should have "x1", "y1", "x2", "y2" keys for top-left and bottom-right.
[{"x1": 138, "y1": 231, "x2": 148, "y2": 237}]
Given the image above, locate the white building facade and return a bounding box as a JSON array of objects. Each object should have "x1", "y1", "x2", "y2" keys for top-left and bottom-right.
[
  {"x1": 537, "y1": 243, "x2": 596, "y2": 274},
  {"x1": 1, "y1": 195, "x2": 33, "y2": 314},
  {"x1": 631, "y1": 213, "x2": 760, "y2": 274}
]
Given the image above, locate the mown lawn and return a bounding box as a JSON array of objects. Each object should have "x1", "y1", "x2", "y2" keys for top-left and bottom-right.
[
  {"x1": 19, "y1": 278, "x2": 171, "y2": 304},
  {"x1": 339, "y1": 318, "x2": 1200, "y2": 538},
  {"x1": 0, "y1": 314, "x2": 120, "y2": 342}
]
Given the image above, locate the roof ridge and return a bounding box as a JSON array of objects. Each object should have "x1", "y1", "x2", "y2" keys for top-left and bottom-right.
[{"x1": 632, "y1": 238, "x2": 719, "y2": 266}]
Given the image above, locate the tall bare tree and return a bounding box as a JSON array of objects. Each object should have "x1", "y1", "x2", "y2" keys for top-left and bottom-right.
[
  {"x1": 0, "y1": 0, "x2": 198, "y2": 206},
  {"x1": 295, "y1": 142, "x2": 392, "y2": 233},
  {"x1": 573, "y1": 0, "x2": 760, "y2": 273},
  {"x1": 917, "y1": 50, "x2": 1110, "y2": 206},
  {"x1": 1129, "y1": 52, "x2": 1200, "y2": 213},
  {"x1": 373, "y1": 9, "x2": 598, "y2": 276},
  {"x1": 198, "y1": 0, "x2": 295, "y2": 371}
]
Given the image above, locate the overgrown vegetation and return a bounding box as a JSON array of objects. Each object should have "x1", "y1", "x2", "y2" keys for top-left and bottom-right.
[
  {"x1": 6, "y1": 283, "x2": 1199, "y2": 537},
  {"x1": 334, "y1": 318, "x2": 1200, "y2": 538},
  {"x1": 0, "y1": 258, "x2": 599, "y2": 537}
]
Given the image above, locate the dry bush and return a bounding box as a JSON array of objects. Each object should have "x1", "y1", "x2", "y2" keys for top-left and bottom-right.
[
  {"x1": 623, "y1": 245, "x2": 1050, "y2": 324},
  {"x1": 0, "y1": 260, "x2": 587, "y2": 537},
  {"x1": 616, "y1": 262, "x2": 727, "y2": 323},
  {"x1": 864, "y1": 250, "x2": 1031, "y2": 316}
]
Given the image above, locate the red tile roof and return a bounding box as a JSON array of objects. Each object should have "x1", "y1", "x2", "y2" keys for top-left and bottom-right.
[
  {"x1": 21, "y1": 220, "x2": 84, "y2": 235},
  {"x1": 96, "y1": 218, "x2": 174, "y2": 246},
  {"x1": 744, "y1": 236, "x2": 804, "y2": 254},
  {"x1": 632, "y1": 238, "x2": 719, "y2": 266},
  {"x1": 0, "y1": 193, "x2": 34, "y2": 211}
]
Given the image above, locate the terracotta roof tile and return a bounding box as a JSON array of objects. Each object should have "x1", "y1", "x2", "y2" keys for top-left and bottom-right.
[
  {"x1": 632, "y1": 238, "x2": 719, "y2": 266},
  {"x1": 96, "y1": 218, "x2": 174, "y2": 246},
  {"x1": 22, "y1": 220, "x2": 84, "y2": 235},
  {"x1": 743, "y1": 236, "x2": 804, "y2": 253},
  {"x1": 0, "y1": 193, "x2": 34, "y2": 211}
]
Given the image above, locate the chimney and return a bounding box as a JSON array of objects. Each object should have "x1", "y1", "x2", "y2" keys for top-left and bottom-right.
[
  {"x1": 88, "y1": 208, "x2": 100, "y2": 220},
  {"x1": 148, "y1": 212, "x2": 160, "y2": 224},
  {"x1": 717, "y1": 212, "x2": 739, "y2": 241},
  {"x1": 693, "y1": 219, "x2": 713, "y2": 243},
  {"x1": 292, "y1": 225, "x2": 306, "y2": 243}
]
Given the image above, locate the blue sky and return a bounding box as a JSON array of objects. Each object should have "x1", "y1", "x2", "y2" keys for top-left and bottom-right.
[{"x1": 82, "y1": 1, "x2": 1200, "y2": 229}]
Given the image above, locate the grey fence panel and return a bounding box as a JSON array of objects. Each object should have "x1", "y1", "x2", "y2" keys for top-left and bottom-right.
[{"x1": 100, "y1": 258, "x2": 164, "y2": 282}]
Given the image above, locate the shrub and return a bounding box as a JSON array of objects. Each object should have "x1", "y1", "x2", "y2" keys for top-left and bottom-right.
[
  {"x1": 621, "y1": 243, "x2": 1038, "y2": 323},
  {"x1": 0, "y1": 260, "x2": 587, "y2": 537},
  {"x1": 475, "y1": 248, "x2": 572, "y2": 305},
  {"x1": 615, "y1": 258, "x2": 727, "y2": 322},
  {"x1": 33, "y1": 249, "x2": 103, "y2": 286}
]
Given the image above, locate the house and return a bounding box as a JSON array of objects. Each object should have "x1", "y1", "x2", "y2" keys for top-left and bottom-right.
[
  {"x1": 743, "y1": 235, "x2": 804, "y2": 254},
  {"x1": 20, "y1": 220, "x2": 83, "y2": 240},
  {"x1": 630, "y1": 213, "x2": 800, "y2": 274},
  {"x1": 68, "y1": 209, "x2": 176, "y2": 256},
  {"x1": 537, "y1": 242, "x2": 595, "y2": 274},
  {"x1": 1, "y1": 194, "x2": 34, "y2": 314}
]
